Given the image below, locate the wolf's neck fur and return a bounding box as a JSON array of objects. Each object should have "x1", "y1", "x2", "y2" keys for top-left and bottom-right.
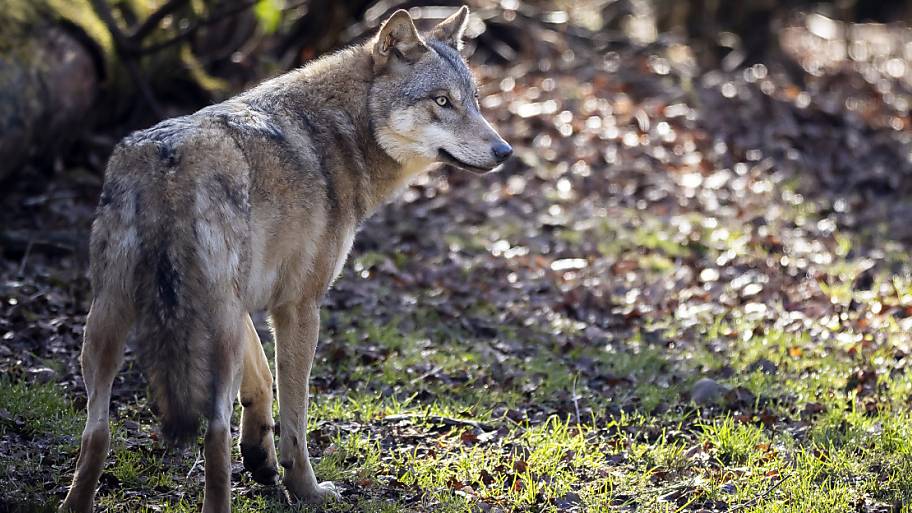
[{"x1": 241, "y1": 44, "x2": 427, "y2": 222}]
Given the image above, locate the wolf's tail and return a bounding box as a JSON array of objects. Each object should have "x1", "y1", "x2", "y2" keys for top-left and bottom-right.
[
  {"x1": 139, "y1": 321, "x2": 209, "y2": 445},
  {"x1": 134, "y1": 228, "x2": 212, "y2": 445}
]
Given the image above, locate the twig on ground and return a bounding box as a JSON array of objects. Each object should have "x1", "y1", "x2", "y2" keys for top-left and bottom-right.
[
  {"x1": 1, "y1": 230, "x2": 79, "y2": 256},
  {"x1": 16, "y1": 238, "x2": 34, "y2": 277},
  {"x1": 186, "y1": 449, "x2": 203, "y2": 480},
  {"x1": 729, "y1": 474, "x2": 791, "y2": 511},
  {"x1": 571, "y1": 375, "x2": 581, "y2": 425},
  {"x1": 408, "y1": 366, "x2": 441, "y2": 385},
  {"x1": 381, "y1": 413, "x2": 493, "y2": 431}
]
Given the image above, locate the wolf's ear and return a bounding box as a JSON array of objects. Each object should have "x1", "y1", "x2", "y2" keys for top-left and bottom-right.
[
  {"x1": 373, "y1": 9, "x2": 427, "y2": 71},
  {"x1": 430, "y1": 6, "x2": 469, "y2": 50}
]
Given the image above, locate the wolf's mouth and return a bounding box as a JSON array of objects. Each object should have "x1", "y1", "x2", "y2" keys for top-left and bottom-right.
[{"x1": 438, "y1": 148, "x2": 494, "y2": 174}]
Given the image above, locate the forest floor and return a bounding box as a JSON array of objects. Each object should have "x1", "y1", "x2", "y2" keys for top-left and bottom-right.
[{"x1": 4, "y1": 13, "x2": 912, "y2": 513}]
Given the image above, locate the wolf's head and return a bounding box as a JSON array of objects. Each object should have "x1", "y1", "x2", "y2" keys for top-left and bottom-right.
[{"x1": 369, "y1": 7, "x2": 512, "y2": 174}]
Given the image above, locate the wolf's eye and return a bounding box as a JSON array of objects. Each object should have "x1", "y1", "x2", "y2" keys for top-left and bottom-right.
[{"x1": 434, "y1": 96, "x2": 451, "y2": 107}]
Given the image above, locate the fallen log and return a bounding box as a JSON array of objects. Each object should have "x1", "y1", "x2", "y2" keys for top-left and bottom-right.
[
  {"x1": 0, "y1": 0, "x2": 240, "y2": 182},
  {"x1": 0, "y1": 26, "x2": 100, "y2": 180}
]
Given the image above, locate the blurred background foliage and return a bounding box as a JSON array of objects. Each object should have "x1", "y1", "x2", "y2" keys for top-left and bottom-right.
[{"x1": 2, "y1": 0, "x2": 912, "y2": 182}]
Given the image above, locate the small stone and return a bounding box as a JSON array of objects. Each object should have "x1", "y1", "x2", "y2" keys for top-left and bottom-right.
[
  {"x1": 746, "y1": 358, "x2": 778, "y2": 375},
  {"x1": 725, "y1": 386, "x2": 757, "y2": 408},
  {"x1": 691, "y1": 378, "x2": 728, "y2": 405},
  {"x1": 554, "y1": 491, "x2": 581, "y2": 506},
  {"x1": 699, "y1": 268, "x2": 720, "y2": 282}
]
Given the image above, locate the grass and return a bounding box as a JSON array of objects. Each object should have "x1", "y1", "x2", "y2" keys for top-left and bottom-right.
[
  {"x1": 0, "y1": 380, "x2": 82, "y2": 512},
  {"x1": 0, "y1": 379, "x2": 81, "y2": 437},
  {"x1": 7, "y1": 274, "x2": 912, "y2": 512},
  {"x1": 6, "y1": 171, "x2": 912, "y2": 512},
  {"x1": 9, "y1": 309, "x2": 912, "y2": 512}
]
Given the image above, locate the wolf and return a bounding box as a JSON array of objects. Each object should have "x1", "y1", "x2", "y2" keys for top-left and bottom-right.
[{"x1": 58, "y1": 6, "x2": 510, "y2": 513}]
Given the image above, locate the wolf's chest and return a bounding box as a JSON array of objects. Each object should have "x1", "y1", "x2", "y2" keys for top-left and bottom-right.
[
  {"x1": 245, "y1": 222, "x2": 356, "y2": 311},
  {"x1": 330, "y1": 227, "x2": 356, "y2": 284}
]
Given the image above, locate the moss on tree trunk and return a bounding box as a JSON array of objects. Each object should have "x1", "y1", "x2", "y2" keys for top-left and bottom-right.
[{"x1": 0, "y1": 0, "x2": 232, "y2": 180}]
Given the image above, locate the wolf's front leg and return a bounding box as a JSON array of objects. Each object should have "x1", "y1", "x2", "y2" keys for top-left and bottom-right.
[{"x1": 271, "y1": 302, "x2": 339, "y2": 504}]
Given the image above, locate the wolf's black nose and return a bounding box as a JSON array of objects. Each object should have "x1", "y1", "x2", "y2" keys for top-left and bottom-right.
[{"x1": 492, "y1": 142, "x2": 513, "y2": 163}]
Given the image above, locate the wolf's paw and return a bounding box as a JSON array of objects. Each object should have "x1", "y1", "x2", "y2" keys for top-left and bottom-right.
[
  {"x1": 286, "y1": 480, "x2": 341, "y2": 504},
  {"x1": 310, "y1": 481, "x2": 341, "y2": 503},
  {"x1": 240, "y1": 443, "x2": 279, "y2": 485},
  {"x1": 58, "y1": 497, "x2": 92, "y2": 513}
]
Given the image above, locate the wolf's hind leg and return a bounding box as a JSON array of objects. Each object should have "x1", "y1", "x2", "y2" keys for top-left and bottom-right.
[
  {"x1": 59, "y1": 299, "x2": 131, "y2": 513},
  {"x1": 239, "y1": 313, "x2": 278, "y2": 485},
  {"x1": 203, "y1": 396, "x2": 234, "y2": 513},
  {"x1": 202, "y1": 311, "x2": 245, "y2": 513},
  {"x1": 272, "y1": 302, "x2": 339, "y2": 504}
]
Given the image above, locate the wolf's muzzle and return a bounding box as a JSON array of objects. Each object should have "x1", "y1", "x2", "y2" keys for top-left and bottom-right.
[{"x1": 438, "y1": 148, "x2": 497, "y2": 173}]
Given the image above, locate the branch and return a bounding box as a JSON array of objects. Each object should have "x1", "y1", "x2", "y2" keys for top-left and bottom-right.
[
  {"x1": 87, "y1": 0, "x2": 165, "y2": 115},
  {"x1": 87, "y1": 0, "x2": 134, "y2": 52},
  {"x1": 274, "y1": 0, "x2": 374, "y2": 64},
  {"x1": 134, "y1": 0, "x2": 260, "y2": 56},
  {"x1": 87, "y1": 0, "x2": 257, "y2": 116},
  {"x1": 123, "y1": 59, "x2": 164, "y2": 117},
  {"x1": 129, "y1": 0, "x2": 189, "y2": 41}
]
